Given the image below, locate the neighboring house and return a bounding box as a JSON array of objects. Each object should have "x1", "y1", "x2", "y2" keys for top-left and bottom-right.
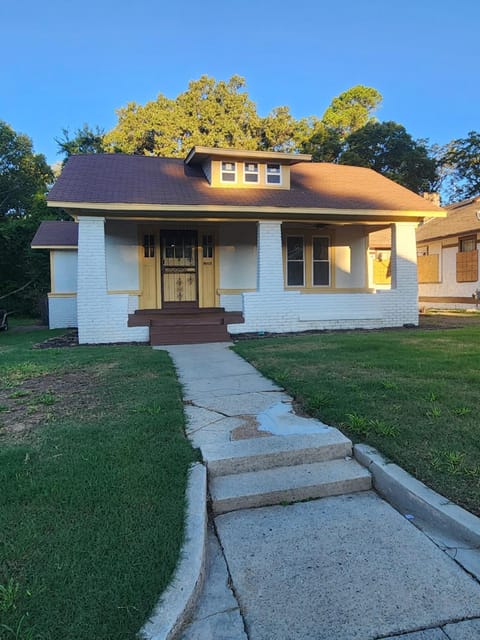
[
  {"x1": 32, "y1": 147, "x2": 444, "y2": 345},
  {"x1": 417, "y1": 196, "x2": 480, "y2": 309}
]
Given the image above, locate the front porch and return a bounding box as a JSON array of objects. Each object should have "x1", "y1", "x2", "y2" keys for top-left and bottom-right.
[{"x1": 75, "y1": 216, "x2": 419, "y2": 345}]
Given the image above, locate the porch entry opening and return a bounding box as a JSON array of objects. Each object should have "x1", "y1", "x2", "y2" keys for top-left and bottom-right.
[{"x1": 161, "y1": 230, "x2": 198, "y2": 304}]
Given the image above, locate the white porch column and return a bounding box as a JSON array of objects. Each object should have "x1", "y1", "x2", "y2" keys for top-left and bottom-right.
[
  {"x1": 257, "y1": 220, "x2": 284, "y2": 292},
  {"x1": 77, "y1": 216, "x2": 108, "y2": 343},
  {"x1": 390, "y1": 222, "x2": 418, "y2": 292}
]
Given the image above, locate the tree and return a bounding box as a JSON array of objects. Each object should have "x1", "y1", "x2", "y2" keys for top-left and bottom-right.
[
  {"x1": 0, "y1": 121, "x2": 61, "y2": 316},
  {"x1": 0, "y1": 120, "x2": 53, "y2": 218},
  {"x1": 338, "y1": 121, "x2": 438, "y2": 193},
  {"x1": 440, "y1": 131, "x2": 480, "y2": 201},
  {"x1": 321, "y1": 85, "x2": 382, "y2": 140},
  {"x1": 104, "y1": 75, "x2": 262, "y2": 156},
  {"x1": 56, "y1": 124, "x2": 105, "y2": 161}
]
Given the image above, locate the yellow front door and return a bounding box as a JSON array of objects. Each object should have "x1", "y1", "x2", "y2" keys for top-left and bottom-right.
[{"x1": 161, "y1": 230, "x2": 198, "y2": 304}]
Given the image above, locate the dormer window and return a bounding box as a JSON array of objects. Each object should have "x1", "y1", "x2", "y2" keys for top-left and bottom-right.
[
  {"x1": 244, "y1": 162, "x2": 259, "y2": 183},
  {"x1": 221, "y1": 161, "x2": 236, "y2": 183},
  {"x1": 266, "y1": 163, "x2": 281, "y2": 185}
]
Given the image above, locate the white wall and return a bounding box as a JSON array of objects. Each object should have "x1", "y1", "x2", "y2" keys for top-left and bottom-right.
[
  {"x1": 48, "y1": 295, "x2": 77, "y2": 328},
  {"x1": 53, "y1": 251, "x2": 77, "y2": 293},
  {"x1": 419, "y1": 244, "x2": 480, "y2": 302},
  {"x1": 219, "y1": 223, "x2": 257, "y2": 289},
  {"x1": 105, "y1": 221, "x2": 139, "y2": 291},
  {"x1": 334, "y1": 226, "x2": 366, "y2": 288},
  {"x1": 228, "y1": 221, "x2": 419, "y2": 334}
]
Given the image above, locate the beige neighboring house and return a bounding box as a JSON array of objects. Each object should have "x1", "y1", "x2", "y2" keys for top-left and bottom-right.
[
  {"x1": 417, "y1": 197, "x2": 480, "y2": 309},
  {"x1": 32, "y1": 146, "x2": 445, "y2": 345}
]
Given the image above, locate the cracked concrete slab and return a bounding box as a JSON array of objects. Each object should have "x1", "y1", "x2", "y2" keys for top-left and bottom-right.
[
  {"x1": 443, "y1": 618, "x2": 480, "y2": 639},
  {"x1": 190, "y1": 391, "x2": 290, "y2": 417},
  {"x1": 180, "y1": 527, "x2": 247, "y2": 640},
  {"x1": 215, "y1": 492, "x2": 480, "y2": 640},
  {"x1": 445, "y1": 547, "x2": 480, "y2": 581},
  {"x1": 183, "y1": 372, "x2": 282, "y2": 397},
  {"x1": 379, "y1": 629, "x2": 448, "y2": 639}
]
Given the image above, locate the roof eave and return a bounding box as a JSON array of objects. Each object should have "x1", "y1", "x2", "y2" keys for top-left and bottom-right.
[{"x1": 184, "y1": 146, "x2": 312, "y2": 166}]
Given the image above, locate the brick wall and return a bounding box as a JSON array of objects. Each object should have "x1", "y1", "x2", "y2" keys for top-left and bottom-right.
[
  {"x1": 77, "y1": 217, "x2": 148, "y2": 344},
  {"x1": 228, "y1": 221, "x2": 419, "y2": 334}
]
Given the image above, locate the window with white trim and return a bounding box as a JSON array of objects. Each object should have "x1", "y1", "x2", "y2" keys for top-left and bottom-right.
[
  {"x1": 221, "y1": 161, "x2": 236, "y2": 182},
  {"x1": 312, "y1": 237, "x2": 330, "y2": 286},
  {"x1": 266, "y1": 163, "x2": 281, "y2": 185},
  {"x1": 244, "y1": 162, "x2": 259, "y2": 183},
  {"x1": 286, "y1": 236, "x2": 304, "y2": 286}
]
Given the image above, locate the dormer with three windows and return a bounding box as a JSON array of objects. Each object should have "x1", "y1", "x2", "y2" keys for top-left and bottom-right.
[{"x1": 184, "y1": 146, "x2": 311, "y2": 190}]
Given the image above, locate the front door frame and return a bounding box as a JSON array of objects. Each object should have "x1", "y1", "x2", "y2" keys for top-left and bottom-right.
[{"x1": 160, "y1": 229, "x2": 199, "y2": 307}]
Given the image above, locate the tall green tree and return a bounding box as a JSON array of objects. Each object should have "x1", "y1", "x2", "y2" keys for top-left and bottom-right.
[
  {"x1": 338, "y1": 121, "x2": 438, "y2": 193},
  {"x1": 321, "y1": 85, "x2": 382, "y2": 140},
  {"x1": 0, "y1": 121, "x2": 60, "y2": 316},
  {"x1": 104, "y1": 75, "x2": 262, "y2": 156},
  {"x1": 56, "y1": 124, "x2": 105, "y2": 162},
  {"x1": 440, "y1": 131, "x2": 480, "y2": 201},
  {"x1": 0, "y1": 120, "x2": 53, "y2": 218}
]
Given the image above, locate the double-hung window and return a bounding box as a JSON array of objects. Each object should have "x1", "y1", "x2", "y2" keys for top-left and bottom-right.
[
  {"x1": 285, "y1": 234, "x2": 331, "y2": 288},
  {"x1": 244, "y1": 162, "x2": 259, "y2": 183},
  {"x1": 266, "y1": 163, "x2": 281, "y2": 185},
  {"x1": 286, "y1": 236, "x2": 305, "y2": 286},
  {"x1": 312, "y1": 237, "x2": 330, "y2": 286},
  {"x1": 221, "y1": 161, "x2": 236, "y2": 183}
]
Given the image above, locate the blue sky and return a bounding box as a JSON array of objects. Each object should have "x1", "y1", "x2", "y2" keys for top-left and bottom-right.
[{"x1": 1, "y1": 0, "x2": 478, "y2": 165}]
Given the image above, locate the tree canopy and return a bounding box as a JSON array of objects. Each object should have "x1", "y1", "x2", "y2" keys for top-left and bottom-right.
[
  {"x1": 56, "y1": 124, "x2": 106, "y2": 162},
  {"x1": 338, "y1": 121, "x2": 438, "y2": 194},
  {"x1": 321, "y1": 85, "x2": 382, "y2": 140},
  {"x1": 58, "y1": 76, "x2": 446, "y2": 196},
  {"x1": 103, "y1": 75, "x2": 262, "y2": 156},
  {"x1": 440, "y1": 131, "x2": 480, "y2": 202},
  {"x1": 0, "y1": 120, "x2": 53, "y2": 218}
]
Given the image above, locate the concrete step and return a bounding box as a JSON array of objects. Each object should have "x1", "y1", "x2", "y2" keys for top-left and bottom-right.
[
  {"x1": 201, "y1": 430, "x2": 352, "y2": 478},
  {"x1": 210, "y1": 458, "x2": 372, "y2": 514}
]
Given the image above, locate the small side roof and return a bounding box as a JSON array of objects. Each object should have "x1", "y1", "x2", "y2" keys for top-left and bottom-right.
[
  {"x1": 416, "y1": 196, "x2": 480, "y2": 243},
  {"x1": 31, "y1": 221, "x2": 78, "y2": 248}
]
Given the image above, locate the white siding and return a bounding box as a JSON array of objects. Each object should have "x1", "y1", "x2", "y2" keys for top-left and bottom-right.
[
  {"x1": 219, "y1": 223, "x2": 257, "y2": 289},
  {"x1": 334, "y1": 226, "x2": 366, "y2": 288},
  {"x1": 48, "y1": 296, "x2": 77, "y2": 328},
  {"x1": 52, "y1": 251, "x2": 77, "y2": 293},
  {"x1": 105, "y1": 221, "x2": 139, "y2": 291}
]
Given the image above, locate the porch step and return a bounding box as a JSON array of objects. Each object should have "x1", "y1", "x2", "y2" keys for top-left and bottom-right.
[
  {"x1": 150, "y1": 325, "x2": 230, "y2": 345},
  {"x1": 201, "y1": 431, "x2": 352, "y2": 478},
  {"x1": 210, "y1": 458, "x2": 372, "y2": 514},
  {"x1": 128, "y1": 307, "x2": 244, "y2": 344}
]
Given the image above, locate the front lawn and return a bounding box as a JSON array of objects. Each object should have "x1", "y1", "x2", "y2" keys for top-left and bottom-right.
[
  {"x1": 0, "y1": 327, "x2": 197, "y2": 640},
  {"x1": 234, "y1": 325, "x2": 480, "y2": 516}
]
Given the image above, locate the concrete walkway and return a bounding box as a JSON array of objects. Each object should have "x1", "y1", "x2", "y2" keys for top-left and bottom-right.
[{"x1": 163, "y1": 343, "x2": 480, "y2": 640}]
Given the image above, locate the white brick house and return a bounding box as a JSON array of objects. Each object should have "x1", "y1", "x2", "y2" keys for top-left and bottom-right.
[{"x1": 33, "y1": 147, "x2": 445, "y2": 344}]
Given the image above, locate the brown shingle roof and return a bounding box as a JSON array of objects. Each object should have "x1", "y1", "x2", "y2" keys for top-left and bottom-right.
[
  {"x1": 47, "y1": 154, "x2": 444, "y2": 213},
  {"x1": 31, "y1": 221, "x2": 78, "y2": 248},
  {"x1": 416, "y1": 197, "x2": 480, "y2": 243}
]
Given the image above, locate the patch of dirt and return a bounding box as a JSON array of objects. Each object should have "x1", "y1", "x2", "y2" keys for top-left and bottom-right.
[
  {"x1": 230, "y1": 415, "x2": 273, "y2": 441},
  {"x1": 418, "y1": 312, "x2": 480, "y2": 329},
  {"x1": 33, "y1": 330, "x2": 79, "y2": 349},
  {"x1": 0, "y1": 369, "x2": 99, "y2": 440}
]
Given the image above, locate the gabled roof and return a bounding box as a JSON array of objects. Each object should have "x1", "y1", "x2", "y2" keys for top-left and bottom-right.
[
  {"x1": 31, "y1": 221, "x2": 78, "y2": 248},
  {"x1": 416, "y1": 197, "x2": 480, "y2": 243},
  {"x1": 47, "y1": 153, "x2": 445, "y2": 216}
]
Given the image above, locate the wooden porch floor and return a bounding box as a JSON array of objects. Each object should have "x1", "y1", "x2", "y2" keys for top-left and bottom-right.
[{"x1": 128, "y1": 307, "x2": 244, "y2": 345}]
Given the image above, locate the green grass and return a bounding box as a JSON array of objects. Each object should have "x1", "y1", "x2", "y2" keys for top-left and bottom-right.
[
  {"x1": 0, "y1": 328, "x2": 198, "y2": 640},
  {"x1": 234, "y1": 327, "x2": 480, "y2": 517}
]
